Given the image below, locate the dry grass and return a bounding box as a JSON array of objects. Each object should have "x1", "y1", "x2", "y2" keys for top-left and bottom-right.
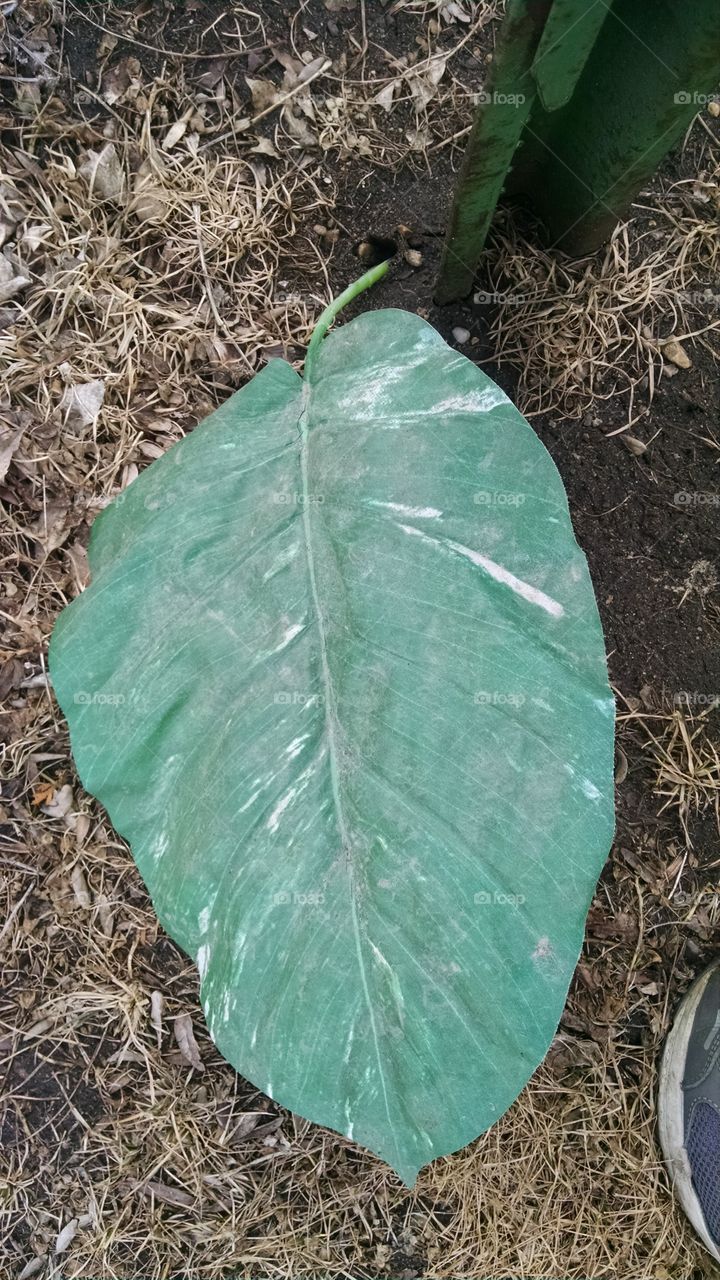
[
  {"x1": 2, "y1": 1, "x2": 720, "y2": 1278},
  {"x1": 625, "y1": 700, "x2": 720, "y2": 845},
  {"x1": 477, "y1": 127, "x2": 720, "y2": 425}
]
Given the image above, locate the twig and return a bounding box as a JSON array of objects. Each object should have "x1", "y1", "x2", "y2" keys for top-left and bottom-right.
[{"x1": 201, "y1": 59, "x2": 332, "y2": 151}]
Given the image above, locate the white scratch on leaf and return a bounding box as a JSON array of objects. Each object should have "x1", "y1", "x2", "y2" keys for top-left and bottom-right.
[
  {"x1": 150, "y1": 832, "x2": 168, "y2": 861},
  {"x1": 344, "y1": 1015, "x2": 357, "y2": 1064},
  {"x1": 267, "y1": 786, "x2": 297, "y2": 833},
  {"x1": 369, "y1": 941, "x2": 392, "y2": 971},
  {"x1": 432, "y1": 387, "x2": 506, "y2": 414},
  {"x1": 396, "y1": 523, "x2": 565, "y2": 618},
  {"x1": 197, "y1": 944, "x2": 210, "y2": 980},
  {"x1": 273, "y1": 620, "x2": 305, "y2": 653},
  {"x1": 369, "y1": 500, "x2": 443, "y2": 519},
  {"x1": 532, "y1": 937, "x2": 552, "y2": 963},
  {"x1": 581, "y1": 778, "x2": 602, "y2": 801},
  {"x1": 238, "y1": 787, "x2": 262, "y2": 814},
  {"x1": 266, "y1": 759, "x2": 320, "y2": 832}
]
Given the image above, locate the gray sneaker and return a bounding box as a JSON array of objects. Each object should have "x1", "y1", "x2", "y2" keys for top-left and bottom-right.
[{"x1": 659, "y1": 961, "x2": 720, "y2": 1262}]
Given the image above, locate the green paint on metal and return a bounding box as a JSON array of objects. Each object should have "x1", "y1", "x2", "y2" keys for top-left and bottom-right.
[
  {"x1": 530, "y1": 0, "x2": 610, "y2": 111},
  {"x1": 434, "y1": 0, "x2": 548, "y2": 305},
  {"x1": 50, "y1": 280, "x2": 615, "y2": 1184},
  {"x1": 436, "y1": 0, "x2": 720, "y2": 301},
  {"x1": 511, "y1": 0, "x2": 720, "y2": 255}
]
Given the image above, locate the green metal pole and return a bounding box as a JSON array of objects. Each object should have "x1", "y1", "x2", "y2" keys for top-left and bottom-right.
[
  {"x1": 435, "y1": 0, "x2": 720, "y2": 303},
  {"x1": 434, "y1": 0, "x2": 551, "y2": 306},
  {"x1": 508, "y1": 0, "x2": 720, "y2": 255}
]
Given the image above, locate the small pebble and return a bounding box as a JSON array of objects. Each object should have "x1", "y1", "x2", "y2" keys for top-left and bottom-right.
[
  {"x1": 404, "y1": 248, "x2": 422, "y2": 268},
  {"x1": 708, "y1": 100, "x2": 720, "y2": 118},
  {"x1": 452, "y1": 327, "x2": 470, "y2": 344}
]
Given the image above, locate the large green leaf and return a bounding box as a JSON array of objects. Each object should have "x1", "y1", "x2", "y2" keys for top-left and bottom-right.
[{"x1": 50, "y1": 291, "x2": 614, "y2": 1185}]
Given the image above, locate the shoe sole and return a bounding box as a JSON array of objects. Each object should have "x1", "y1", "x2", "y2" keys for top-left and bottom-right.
[{"x1": 658, "y1": 963, "x2": 720, "y2": 1263}]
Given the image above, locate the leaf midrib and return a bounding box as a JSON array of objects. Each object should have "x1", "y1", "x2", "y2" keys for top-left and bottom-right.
[{"x1": 298, "y1": 377, "x2": 398, "y2": 1156}]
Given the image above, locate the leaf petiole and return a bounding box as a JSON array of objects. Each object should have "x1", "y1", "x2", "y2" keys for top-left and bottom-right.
[{"x1": 304, "y1": 259, "x2": 390, "y2": 380}]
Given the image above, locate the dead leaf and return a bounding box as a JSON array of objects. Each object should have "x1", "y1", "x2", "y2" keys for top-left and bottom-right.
[
  {"x1": 0, "y1": 254, "x2": 30, "y2": 302},
  {"x1": 60, "y1": 378, "x2": 105, "y2": 428},
  {"x1": 173, "y1": 1012, "x2": 205, "y2": 1072},
  {"x1": 296, "y1": 54, "x2": 328, "y2": 86},
  {"x1": 78, "y1": 144, "x2": 125, "y2": 202},
  {"x1": 71, "y1": 864, "x2": 92, "y2": 909},
  {"x1": 246, "y1": 78, "x2": 279, "y2": 113},
  {"x1": 18, "y1": 1259, "x2": 46, "y2": 1280},
  {"x1": 639, "y1": 683, "x2": 655, "y2": 710},
  {"x1": 96, "y1": 893, "x2": 114, "y2": 936},
  {"x1": 97, "y1": 31, "x2": 118, "y2": 58},
  {"x1": 162, "y1": 113, "x2": 191, "y2": 151},
  {"x1": 41, "y1": 783, "x2": 75, "y2": 822},
  {"x1": 406, "y1": 125, "x2": 429, "y2": 152},
  {"x1": 374, "y1": 81, "x2": 397, "y2": 112},
  {"x1": 250, "y1": 136, "x2": 280, "y2": 159},
  {"x1": 221, "y1": 1110, "x2": 264, "y2": 1142},
  {"x1": 232, "y1": 1113, "x2": 282, "y2": 1143},
  {"x1": 23, "y1": 1017, "x2": 54, "y2": 1040},
  {"x1": 0, "y1": 179, "x2": 26, "y2": 227},
  {"x1": 150, "y1": 990, "x2": 164, "y2": 1049},
  {"x1": 107, "y1": 1044, "x2": 146, "y2": 1064},
  {"x1": 140, "y1": 1179, "x2": 195, "y2": 1208},
  {"x1": 271, "y1": 45, "x2": 304, "y2": 84},
  {"x1": 283, "y1": 108, "x2": 316, "y2": 147},
  {"x1": 130, "y1": 160, "x2": 168, "y2": 224},
  {"x1": 587, "y1": 909, "x2": 639, "y2": 943},
  {"x1": 639, "y1": 980, "x2": 659, "y2": 996},
  {"x1": 21, "y1": 221, "x2": 52, "y2": 252},
  {"x1": 16, "y1": 81, "x2": 42, "y2": 113},
  {"x1": 0, "y1": 658, "x2": 24, "y2": 699},
  {"x1": 102, "y1": 56, "x2": 142, "y2": 106},
  {"x1": 614, "y1": 745, "x2": 628, "y2": 785},
  {"x1": 30, "y1": 498, "x2": 75, "y2": 554},
  {"x1": 442, "y1": 1, "x2": 472, "y2": 21},
  {"x1": 0, "y1": 421, "x2": 25, "y2": 483},
  {"x1": 195, "y1": 59, "x2": 227, "y2": 92},
  {"x1": 54, "y1": 1219, "x2": 78, "y2": 1254},
  {"x1": 65, "y1": 540, "x2": 90, "y2": 591},
  {"x1": 408, "y1": 57, "x2": 446, "y2": 109},
  {"x1": 74, "y1": 811, "x2": 91, "y2": 844},
  {"x1": 32, "y1": 780, "x2": 55, "y2": 807},
  {"x1": 547, "y1": 1033, "x2": 600, "y2": 1072}
]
